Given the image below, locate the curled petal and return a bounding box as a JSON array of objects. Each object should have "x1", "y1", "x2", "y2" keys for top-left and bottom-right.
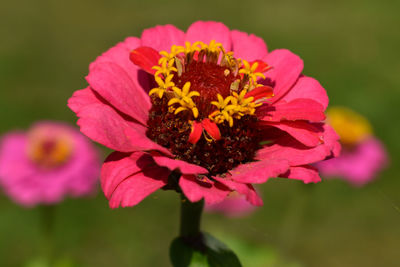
[
  {"x1": 201, "y1": 119, "x2": 221, "y2": 141},
  {"x1": 129, "y1": 46, "x2": 161, "y2": 75},
  {"x1": 280, "y1": 165, "x2": 321, "y2": 184},
  {"x1": 188, "y1": 121, "x2": 203, "y2": 144},
  {"x1": 245, "y1": 86, "x2": 274, "y2": 101}
]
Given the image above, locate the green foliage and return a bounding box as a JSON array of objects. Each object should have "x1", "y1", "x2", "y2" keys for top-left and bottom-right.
[{"x1": 170, "y1": 233, "x2": 242, "y2": 267}]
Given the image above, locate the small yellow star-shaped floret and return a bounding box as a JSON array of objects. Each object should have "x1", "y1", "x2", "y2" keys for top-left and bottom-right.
[
  {"x1": 167, "y1": 82, "x2": 200, "y2": 118},
  {"x1": 149, "y1": 74, "x2": 175, "y2": 99}
]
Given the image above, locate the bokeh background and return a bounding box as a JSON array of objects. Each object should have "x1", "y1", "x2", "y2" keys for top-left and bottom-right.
[{"x1": 1, "y1": 0, "x2": 399, "y2": 266}]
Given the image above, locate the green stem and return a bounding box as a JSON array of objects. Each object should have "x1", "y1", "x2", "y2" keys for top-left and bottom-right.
[
  {"x1": 179, "y1": 195, "x2": 204, "y2": 238},
  {"x1": 39, "y1": 205, "x2": 55, "y2": 263}
]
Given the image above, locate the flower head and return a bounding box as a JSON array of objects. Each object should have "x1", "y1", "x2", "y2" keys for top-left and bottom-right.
[
  {"x1": 0, "y1": 121, "x2": 100, "y2": 206},
  {"x1": 316, "y1": 107, "x2": 388, "y2": 186},
  {"x1": 68, "y1": 21, "x2": 340, "y2": 208}
]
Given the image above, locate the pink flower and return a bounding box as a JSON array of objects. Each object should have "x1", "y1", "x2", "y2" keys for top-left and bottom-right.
[
  {"x1": 205, "y1": 192, "x2": 257, "y2": 217},
  {"x1": 316, "y1": 107, "x2": 388, "y2": 186},
  {"x1": 68, "y1": 21, "x2": 340, "y2": 208},
  {"x1": 0, "y1": 121, "x2": 100, "y2": 206}
]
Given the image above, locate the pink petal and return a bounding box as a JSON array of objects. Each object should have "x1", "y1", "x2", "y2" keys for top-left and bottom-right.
[
  {"x1": 260, "y1": 121, "x2": 324, "y2": 147},
  {"x1": 280, "y1": 165, "x2": 321, "y2": 184},
  {"x1": 151, "y1": 154, "x2": 208, "y2": 175},
  {"x1": 263, "y1": 49, "x2": 303, "y2": 102},
  {"x1": 185, "y1": 21, "x2": 232, "y2": 51},
  {"x1": 68, "y1": 87, "x2": 101, "y2": 114},
  {"x1": 101, "y1": 152, "x2": 169, "y2": 208},
  {"x1": 179, "y1": 174, "x2": 230, "y2": 205},
  {"x1": 109, "y1": 169, "x2": 168, "y2": 208},
  {"x1": 213, "y1": 177, "x2": 263, "y2": 206},
  {"x1": 130, "y1": 46, "x2": 161, "y2": 75},
  {"x1": 280, "y1": 75, "x2": 329, "y2": 110},
  {"x1": 101, "y1": 152, "x2": 148, "y2": 199},
  {"x1": 91, "y1": 37, "x2": 142, "y2": 76},
  {"x1": 316, "y1": 137, "x2": 388, "y2": 186},
  {"x1": 86, "y1": 62, "x2": 150, "y2": 125},
  {"x1": 259, "y1": 99, "x2": 326, "y2": 122},
  {"x1": 89, "y1": 37, "x2": 152, "y2": 105},
  {"x1": 231, "y1": 30, "x2": 268, "y2": 61},
  {"x1": 69, "y1": 88, "x2": 170, "y2": 153},
  {"x1": 228, "y1": 158, "x2": 290, "y2": 184},
  {"x1": 256, "y1": 124, "x2": 340, "y2": 167},
  {"x1": 141, "y1": 24, "x2": 185, "y2": 52}
]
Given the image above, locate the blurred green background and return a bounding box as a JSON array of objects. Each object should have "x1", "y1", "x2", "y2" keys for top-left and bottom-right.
[{"x1": 1, "y1": 0, "x2": 399, "y2": 266}]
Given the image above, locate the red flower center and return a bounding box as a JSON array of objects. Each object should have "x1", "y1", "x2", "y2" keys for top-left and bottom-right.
[
  {"x1": 173, "y1": 61, "x2": 237, "y2": 116},
  {"x1": 131, "y1": 41, "x2": 274, "y2": 175}
]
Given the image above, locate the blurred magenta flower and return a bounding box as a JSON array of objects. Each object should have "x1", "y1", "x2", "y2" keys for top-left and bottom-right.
[
  {"x1": 0, "y1": 121, "x2": 100, "y2": 206},
  {"x1": 316, "y1": 107, "x2": 388, "y2": 186},
  {"x1": 68, "y1": 21, "x2": 340, "y2": 208},
  {"x1": 206, "y1": 192, "x2": 257, "y2": 217}
]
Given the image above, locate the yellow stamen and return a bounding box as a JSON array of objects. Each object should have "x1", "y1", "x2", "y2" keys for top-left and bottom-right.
[
  {"x1": 149, "y1": 40, "x2": 268, "y2": 127},
  {"x1": 239, "y1": 60, "x2": 266, "y2": 89},
  {"x1": 168, "y1": 82, "x2": 200, "y2": 118},
  {"x1": 149, "y1": 74, "x2": 175, "y2": 98}
]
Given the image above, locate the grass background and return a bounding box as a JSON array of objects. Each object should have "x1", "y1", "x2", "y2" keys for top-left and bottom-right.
[{"x1": 0, "y1": 0, "x2": 399, "y2": 266}]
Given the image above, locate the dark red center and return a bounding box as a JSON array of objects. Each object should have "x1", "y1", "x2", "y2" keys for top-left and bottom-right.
[{"x1": 173, "y1": 61, "x2": 239, "y2": 118}]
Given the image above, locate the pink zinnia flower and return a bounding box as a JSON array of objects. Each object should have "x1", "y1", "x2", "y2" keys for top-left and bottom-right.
[
  {"x1": 0, "y1": 121, "x2": 100, "y2": 206},
  {"x1": 68, "y1": 21, "x2": 340, "y2": 208},
  {"x1": 316, "y1": 107, "x2": 388, "y2": 186}
]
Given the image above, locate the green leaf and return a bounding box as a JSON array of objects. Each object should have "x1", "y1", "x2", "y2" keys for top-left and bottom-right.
[
  {"x1": 169, "y1": 233, "x2": 242, "y2": 267},
  {"x1": 202, "y1": 233, "x2": 242, "y2": 267}
]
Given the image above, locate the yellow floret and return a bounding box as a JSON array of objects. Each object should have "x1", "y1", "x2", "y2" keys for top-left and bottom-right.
[
  {"x1": 149, "y1": 74, "x2": 175, "y2": 98},
  {"x1": 239, "y1": 60, "x2": 266, "y2": 88},
  {"x1": 167, "y1": 82, "x2": 200, "y2": 118}
]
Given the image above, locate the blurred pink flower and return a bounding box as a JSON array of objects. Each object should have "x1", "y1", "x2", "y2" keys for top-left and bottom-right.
[
  {"x1": 317, "y1": 138, "x2": 387, "y2": 186},
  {"x1": 0, "y1": 121, "x2": 100, "y2": 206},
  {"x1": 206, "y1": 192, "x2": 257, "y2": 217},
  {"x1": 68, "y1": 21, "x2": 340, "y2": 208},
  {"x1": 316, "y1": 107, "x2": 388, "y2": 186}
]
